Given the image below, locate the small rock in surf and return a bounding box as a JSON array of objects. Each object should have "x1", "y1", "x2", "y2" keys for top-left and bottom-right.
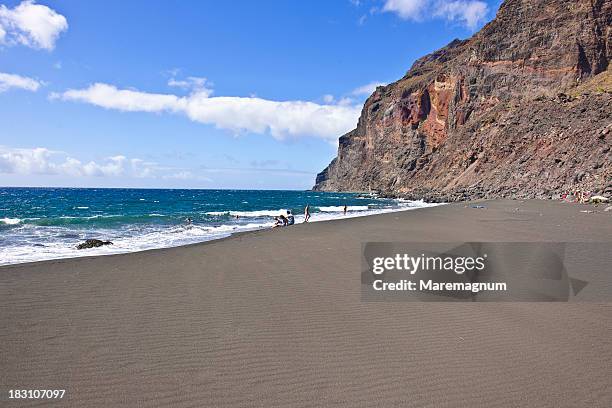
[{"x1": 76, "y1": 239, "x2": 113, "y2": 250}]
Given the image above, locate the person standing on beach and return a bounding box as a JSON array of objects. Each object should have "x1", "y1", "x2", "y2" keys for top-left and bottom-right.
[
  {"x1": 304, "y1": 204, "x2": 310, "y2": 222},
  {"x1": 343, "y1": 205, "x2": 347, "y2": 215}
]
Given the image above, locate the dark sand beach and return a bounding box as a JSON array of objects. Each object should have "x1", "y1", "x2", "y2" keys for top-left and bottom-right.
[{"x1": 2, "y1": 199, "x2": 611, "y2": 407}]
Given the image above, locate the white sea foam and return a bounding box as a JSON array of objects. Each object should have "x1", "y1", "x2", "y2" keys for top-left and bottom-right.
[
  {"x1": 206, "y1": 209, "x2": 289, "y2": 217},
  {"x1": 1, "y1": 217, "x2": 21, "y2": 225},
  {"x1": 318, "y1": 205, "x2": 369, "y2": 212},
  {"x1": 0, "y1": 200, "x2": 441, "y2": 266},
  {"x1": 0, "y1": 219, "x2": 275, "y2": 265},
  {"x1": 208, "y1": 206, "x2": 376, "y2": 217}
]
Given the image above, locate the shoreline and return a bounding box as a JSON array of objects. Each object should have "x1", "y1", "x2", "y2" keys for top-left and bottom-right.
[
  {"x1": 2, "y1": 199, "x2": 611, "y2": 407},
  {"x1": 0, "y1": 200, "x2": 438, "y2": 268},
  {"x1": 1, "y1": 198, "x2": 609, "y2": 270}
]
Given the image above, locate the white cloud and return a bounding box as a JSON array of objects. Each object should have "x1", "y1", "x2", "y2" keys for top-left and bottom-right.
[
  {"x1": 382, "y1": 0, "x2": 488, "y2": 29},
  {"x1": 73, "y1": 155, "x2": 130, "y2": 177},
  {"x1": 383, "y1": 0, "x2": 427, "y2": 20},
  {"x1": 168, "y1": 76, "x2": 213, "y2": 97},
  {"x1": 322, "y1": 94, "x2": 335, "y2": 104},
  {"x1": 352, "y1": 81, "x2": 386, "y2": 96},
  {"x1": 322, "y1": 94, "x2": 355, "y2": 106},
  {"x1": 0, "y1": 71, "x2": 41, "y2": 92},
  {"x1": 337, "y1": 97, "x2": 355, "y2": 106},
  {"x1": 184, "y1": 94, "x2": 361, "y2": 141},
  {"x1": 0, "y1": 1, "x2": 68, "y2": 50},
  {"x1": 433, "y1": 0, "x2": 488, "y2": 29},
  {"x1": 53, "y1": 82, "x2": 362, "y2": 142},
  {"x1": 0, "y1": 146, "x2": 158, "y2": 178},
  {"x1": 52, "y1": 83, "x2": 182, "y2": 113}
]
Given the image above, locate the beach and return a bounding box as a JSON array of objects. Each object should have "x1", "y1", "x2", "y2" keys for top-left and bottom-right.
[{"x1": 2, "y1": 199, "x2": 611, "y2": 407}]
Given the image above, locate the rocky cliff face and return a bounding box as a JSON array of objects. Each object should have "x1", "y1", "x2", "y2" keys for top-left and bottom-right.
[{"x1": 314, "y1": 0, "x2": 612, "y2": 201}]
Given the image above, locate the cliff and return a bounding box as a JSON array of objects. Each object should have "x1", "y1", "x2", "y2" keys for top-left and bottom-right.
[{"x1": 314, "y1": 0, "x2": 612, "y2": 201}]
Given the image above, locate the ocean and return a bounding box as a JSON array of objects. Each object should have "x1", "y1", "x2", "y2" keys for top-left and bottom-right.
[{"x1": 0, "y1": 188, "x2": 436, "y2": 265}]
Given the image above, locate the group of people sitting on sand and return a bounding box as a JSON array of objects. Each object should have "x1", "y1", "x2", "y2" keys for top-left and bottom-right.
[
  {"x1": 273, "y1": 204, "x2": 312, "y2": 228},
  {"x1": 273, "y1": 210, "x2": 295, "y2": 228}
]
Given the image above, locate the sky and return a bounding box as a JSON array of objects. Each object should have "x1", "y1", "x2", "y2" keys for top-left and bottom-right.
[{"x1": 0, "y1": 0, "x2": 502, "y2": 189}]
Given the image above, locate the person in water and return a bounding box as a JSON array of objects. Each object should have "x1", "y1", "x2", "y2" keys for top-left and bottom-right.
[
  {"x1": 185, "y1": 217, "x2": 193, "y2": 225},
  {"x1": 304, "y1": 204, "x2": 311, "y2": 223},
  {"x1": 286, "y1": 210, "x2": 295, "y2": 225},
  {"x1": 343, "y1": 205, "x2": 347, "y2": 215}
]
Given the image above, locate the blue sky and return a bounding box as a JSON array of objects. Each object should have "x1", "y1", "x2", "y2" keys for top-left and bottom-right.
[{"x1": 0, "y1": 0, "x2": 502, "y2": 189}]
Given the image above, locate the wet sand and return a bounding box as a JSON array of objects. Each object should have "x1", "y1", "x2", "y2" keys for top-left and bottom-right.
[{"x1": 1, "y1": 199, "x2": 611, "y2": 407}]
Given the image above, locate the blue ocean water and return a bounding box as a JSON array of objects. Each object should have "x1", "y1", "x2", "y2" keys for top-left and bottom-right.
[{"x1": 0, "y1": 188, "x2": 435, "y2": 265}]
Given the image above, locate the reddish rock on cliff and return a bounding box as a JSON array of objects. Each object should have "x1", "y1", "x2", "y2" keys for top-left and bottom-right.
[{"x1": 314, "y1": 0, "x2": 612, "y2": 201}]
